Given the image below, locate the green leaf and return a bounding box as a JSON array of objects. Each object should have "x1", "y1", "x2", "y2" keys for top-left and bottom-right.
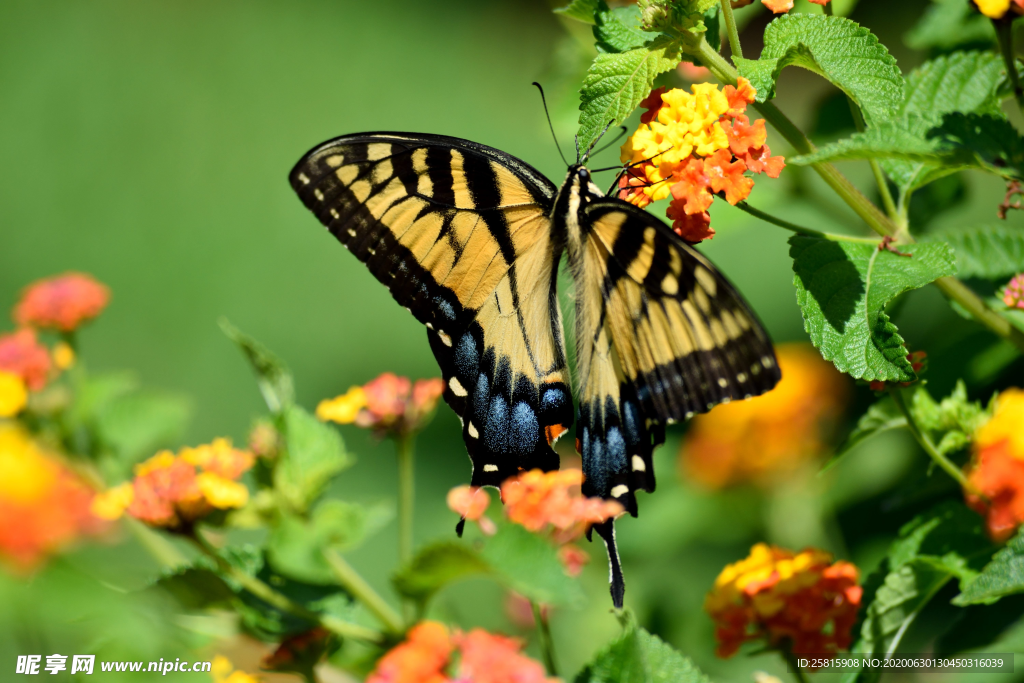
[
  {"x1": 392, "y1": 542, "x2": 494, "y2": 605},
  {"x1": 481, "y1": 523, "x2": 585, "y2": 606},
  {"x1": 790, "y1": 115, "x2": 947, "y2": 165},
  {"x1": 594, "y1": 5, "x2": 661, "y2": 54},
  {"x1": 844, "y1": 503, "x2": 996, "y2": 683},
  {"x1": 924, "y1": 225, "x2": 1024, "y2": 279},
  {"x1": 909, "y1": 380, "x2": 990, "y2": 446},
  {"x1": 827, "y1": 396, "x2": 906, "y2": 469},
  {"x1": 577, "y1": 36, "x2": 682, "y2": 154},
  {"x1": 904, "y1": 0, "x2": 995, "y2": 51},
  {"x1": 220, "y1": 318, "x2": 295, "y2": 414},
  {"x1": 95, "y1": 390, "x2": 191, "y2": 471},
  {"x1": 275, "y1": 406, "x2": 352, "y2": 512},
  {"x1": 555, "y1": 0, "x2": 601, "y2": 24},
  {"x1": 575, "y1": 621, "x2": 712, "y2": 683},
  {"x1": 903, "y1": 51, "x2": 1005, "y2": 119},
  {"x1": 789, "y1": 236, "x2": 957, "y2": 382},
  {"x1": 154, "y1": 565, "x2": 235, "y2": 610},
  {"x1": 268, "y1": 500, "x2": 391, "y2": 584},
  {"x1": 933, "y1": 112, "x2": 1024, "y2": 181},
  {"x1": 955, "y1": 530, "x2": 1024, "y2": 606},
  {"x1": 735, "y1": 14, "x2": 903, "y2": 127}
]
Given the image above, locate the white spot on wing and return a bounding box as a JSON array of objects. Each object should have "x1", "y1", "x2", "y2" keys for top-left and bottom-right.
[
  {"x1": 313, "y1": 188, "x2": 324, "y2": 201},
  {"x1": 631, "y1": 455, "x2": 646, "y2": 472},
  {"x1": 449, "y1": 376, "x2": 468, "y2": 397},
  {"x1": 610, "y1": 484, "x2": 629, "y2": 498},
  {"x1": 467, "y1": 421, "x2": 479, "y2": 438},
  {"x1": 483, "y1": 464, "x2": 498, "y2": 472},
  {"x1": 717, "y1": 377, "x2": 728, "y2": 388},
  {"x1": 297, "y1": 172, "x2": 310, "y2": 185},
  {"x1": 438, "y1": 330, "x2": 452, "y2": 347}
]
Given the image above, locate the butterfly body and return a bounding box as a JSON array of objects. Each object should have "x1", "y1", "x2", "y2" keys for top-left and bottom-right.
[{"x1": 290, "y1": 133, "x2": 781, "y2": 606}]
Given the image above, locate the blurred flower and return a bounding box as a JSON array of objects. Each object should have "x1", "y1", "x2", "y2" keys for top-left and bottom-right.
[
  {"x1": 0, "y1": 424, "x2": 107, "y2": 571},
  {"x1": 247, "y1": 419, "x2": 280, "y2": 460},
  {"x1": 762, "y1": 0, "x2": 794, "y2": 11},
  {"x1": 501, "y1": 469, "x2": 623, "y2": 544},
  {"x1": 557, "y1": 543, "x2": 590, "y2": 577},
  {"x1": 619, "y1": 79, "x2": 783, "y2": 243},
  {"x1": 453, "y1": 628, "x2": 559, "y2": 683},
  {"x1": 446, "y1": 485, "x2": 496, "y2": 535},
  {"x1": 13, "y1": 272, "x2": 110, "y2": 333},
  {"x1": 504, "y1": 591, "x2": 549, "y2": 630},
  {"x1": 682, "y1": 344, "x2": 849, "y2": 489},
  {"x1": 366, "y1": 621, "x2": 453, "y2": 683},
  {"x1": 0, "y1": 329, "x2": 52, "y2": 391},
  {"x1": 91, "y1": 439, "x2": 253, "y2": 530},
  {"x1": 705, "y1": 543, "x2": 862, "y2": 662},
  {"x1": 975, "y1": 0, "x2": 1024, "y2": 19},
  {"x1": 753, "y1": 673, "x2": 784, "y2": 683},
  {"x1": 1003, "y1": 274, "x2": 1024, "y2": 310},
  {"x1": 210, "y1": 655, "x2": 260, "y2": 683},
  {"x1": 678, "y1": 62, "x2": 711, "y2": 81},
  {"x1": 318, "y1": 373, "x2": 445, "y2": 438},
  {"x1": 0, "y1": 371, "x2": 28, "y2": 418},
  {"x1": 965, "y1": 388, "x2": 1024, "y2": 541},
  {"x1": 52, "y1": 342, "x2": 75, "y2": 371}
]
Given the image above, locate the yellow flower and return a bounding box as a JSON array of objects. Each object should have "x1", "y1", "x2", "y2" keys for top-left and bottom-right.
[
  {"x1": 210, "y1": 656, "x2": 259, "y2": 683},
  {"x1": 135, "y1": 449, "x2": 177, "y2": 476},
  {"x1": 195, "y1": 472, "x2": 249, "y2": 509},
  {"x1": 90, "y1": 482, "x2": 135, "y2": 520},
  {"x1": 316, "y1": 385, "x2": 367, "y2": 424},
  {"x1": 52, "y1": 342, "x2": 75, "y2": 371},
  {"x1": 976, "y1": 0, "x2": 1011, "y2": 18},
  {"x1": 975, "y1": 388, "x2": 1024, "y2": 458},
  {"x1": 0, "y1": 370, "x2": 28, "y2": 418}
]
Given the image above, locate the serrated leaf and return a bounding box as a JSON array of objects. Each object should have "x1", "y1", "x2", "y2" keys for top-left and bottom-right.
[
  {"x1": 933, "y1": 112, "x2": 1024, "y2": 180},
  {"x1": 577, "y1": 36, "x2": 682, "y2": 154},
  {"x1": 790, "y1": 236, "x2": 957, "y2": 381},
  {"x1": 575, "y1": 622, "x2": 712, "y2": 683},
  {"x1": 954, "y1": 530, "x2": 1024, "y2": 605},
  {"x1": 827, "y1": 396, "x2": 906, "y2": 469},
  {"x1": 268, "y1": 501, "x2": 390, "y2": 584},
  {"x1": 594, "y1": 5, "x2": 661, "y2": 54},
  {"x1": 95, "y1": 390, "x2": 191, "y2": 471},
  {"x1": 735, "y1": 14, "x2": 903, "y2": 127},
  {"x1": 392, "y1": 542, "x2": 494, "y2": 604},
  {"x1": 220, "y1": 318, "x2": 295, "y2": 414},
  {"x1": 481, "y1": 523, "x2": 584, "y2": 606},
  {"x1": 790, "y1": 115, "x2": 947, "y2": 166},
  {"x1": 275, "y1": 406, "x2": 352, "y2": 512},
  {"x1": 888, "y1": 502, "x2": 996, "y2": 582},
  {"x1": 924, "y1": 225, "x2": 1024, "y2": 279},
  {"x1": 904, "y1": 0, "x2": 995, "y2": 51},
  {"x1": 555, "y1": 0, "x2": 601, "y2": 24}
]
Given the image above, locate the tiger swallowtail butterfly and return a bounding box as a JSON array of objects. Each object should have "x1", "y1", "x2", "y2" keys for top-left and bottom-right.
[{"x1": 290, "y1": 132, "x2": 780, "y2": 607}]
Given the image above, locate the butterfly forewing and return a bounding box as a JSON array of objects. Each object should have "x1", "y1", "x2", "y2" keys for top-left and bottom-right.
[{"x1": 290, "y1": 133, "x2": 574, "y2": 487}]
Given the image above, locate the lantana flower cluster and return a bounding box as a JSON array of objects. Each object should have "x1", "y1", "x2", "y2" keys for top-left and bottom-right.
[
  {"x1": 965, "y1": 388, "x2": 1024, "y2": 541},
  {"x1": 366, "y1": 621, "x2": 559, "y2": 683},
  {"x1": 0, "y1": 423, "x2": 108, "y2": 571},
  {"x1": 1003, "y1": 274, "x2": 1024, "y2": 311},
  {"x1": 682, "y1": 344, "x2": 848, "y2": 489},
  {"x1": 448, "y1": 469, "x2": 623, "y2": 577},
  {"x1": 91, "y1": 438, "x2": 254, "y2": 530},
  {"x1": 317, "y1": 372, "x2": 445, "y2": 438},
  {"x1": 0, "y1": 273, "x2": 106, "y2": 417},
  {"x1": 739, "y1": 0, "x2": 830, "y2": 13},
  {"x1": 704, "y1": 543, "x2": 862, "y2": 663},
  {"x1": 618, "y1": 78, "x2": 784, "y2": 243},
  {"x1": 975, "y1": 0, "x2": 1024, "y2": 19}
]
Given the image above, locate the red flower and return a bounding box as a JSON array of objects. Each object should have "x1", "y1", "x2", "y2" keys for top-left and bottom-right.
[
  {"x1": 0, "y1": 329, "x2": 52, "y2": 391},
  {"x1": 367, "y1": 621, "x2": 453, "y2": 683},
  {"x1": 14, "y1": 272, "x2": 110, "y2": 332},
  {"x1": 965, "y1": 388, "x2": 1024, "y2": 541},
  {"x1": 318, "y1": 373, "x2": 445, "y2": 438},
  {"x1": 557, "y1": 543, "x2": 590, "y2": 577},
  {"x1": 738, "y1": 144, "x2": 786, "y2": 179},
  {"x1": 704, "y1": 149, "x2": 755, "y2": 205},
  {"x1": 723, "y1": 115, "x2": 767, "y2": 157},
  {"x1": 669, "y1": 158, "x2": 713, "y2": 215},
  {"x1": 665, "y1": 205, "x2": 715, "y2": 243},
  {"x1": 638, "y1": 86, "x2": 667, "y2": 124},
  {"x1": 454, "y1": 629, "x2": 558, "y2": 683},
  {"x1": 501, "y1": 469, "x2": 622, "y2": 544}
]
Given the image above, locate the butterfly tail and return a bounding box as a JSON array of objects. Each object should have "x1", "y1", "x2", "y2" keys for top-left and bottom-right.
[{"x1": 593, "y1": 520, "x2": 625, "y2": 609}]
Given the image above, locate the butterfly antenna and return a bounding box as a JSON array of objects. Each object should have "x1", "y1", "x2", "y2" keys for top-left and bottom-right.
[
  {"x1": 588, "y1": 126, "x2": 628, "y2": 160},
  {"x1": 575, "y1": 135, "x2": 581, "y2": 165},
  {"x1": 532, "y1": 82, "x2": 568, "y2": 166},
  {"x1": 581, "y1": 120, "x2": 616, "y2": 164}
]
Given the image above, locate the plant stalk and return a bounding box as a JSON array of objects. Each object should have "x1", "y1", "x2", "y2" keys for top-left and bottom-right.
[
  {"x1": 889, "y1": 386, "x2": 979, "y2": 495},
  {"x1": 718, "y1": 0, "x2": 743, "y2": 60},
  {"x1": 995, "y1": 18, "x2": 1024, "y2": 119},
  {"x1": 736, "y1": 202, "x2": 880, "y2": 243},
  {"x1": 126, "y1": 517, "x2": 189, "y2": 569},
  {"x1": 396, "y1": 434, "x2": 416, "y2": 621},
  {"x1": 532, "y1": 601, "x2": 559, "y2": 677},
  {"x1": 323, "y1": 548, "x2": 405, "y2": 635},
  {"x1": 190, "y1": 530, "x2": 385, "y2": 644}
]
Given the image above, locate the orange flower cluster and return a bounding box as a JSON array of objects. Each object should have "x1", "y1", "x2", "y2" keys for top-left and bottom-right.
[
  {"x1": 366, "y1": 621, "x2": 559, "y2": 683},
  {"x1": 975, "y1": 0, "x2": 1024, "y2": 19},
  {"x1": 0, "y1": 424, "x2": 107, "y2": 571},
  {"x1": 682, "y1": 344, "x2": 848, "y2": 489},
  {"x1": 317, "y1": 372, "x2": 445, "y2": 438},
  {"x1": 965, "y1": 388, "x2": 1024, "y2": 542},
  {"x1": 758, "y1": 0, "x2": 830, "y2": 13},
  {"x1": 501, "y1": 469, "x2": 623, "y2": 544},
  {"x1": 91, "y1": 438, "x2": 254, "y2": 529},
  {"x1": 14, "y1": 272, "x2": 110, "y2": 333},
  {"x1": 0, "y1": 329, "x2": 53, "y2": 392},
  {"x1": 447, "y1": 484, "x2": 496, "y2": 535},
  {"x1": 705, "y1": 543, "x2": 862, "y2": 662},
  {"x1": 618, "y1": 79, "x2": 784, "y2": 243},
  {"x1": 1003, "y1": 274, "x2": 1024, "y2": 311}
]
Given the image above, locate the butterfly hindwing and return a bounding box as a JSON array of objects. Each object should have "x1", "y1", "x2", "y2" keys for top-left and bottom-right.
[{"x1": 290, "y1": 133, "x2": 573, "y2": 486}]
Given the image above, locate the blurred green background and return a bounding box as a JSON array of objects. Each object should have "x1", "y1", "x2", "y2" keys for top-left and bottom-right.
[{"x1": 2, "y1": 0, "x2": 1023, "y2": 680}]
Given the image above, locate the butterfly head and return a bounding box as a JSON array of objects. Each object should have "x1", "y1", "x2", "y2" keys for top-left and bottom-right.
[{"x1": 559, "y1": 164, "x2": 606, "y2": 258}]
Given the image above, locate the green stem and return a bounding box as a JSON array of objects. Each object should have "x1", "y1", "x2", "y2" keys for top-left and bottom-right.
[
  {"x1": 889, "y1": 386, "x2": 978, "y2": 494},
  {"x1": 323, "y1": 548, "x2": 405, "y2": 635},
  {"x1": 532, "y1": 601, "x2": 559, "y2": 677},
  {"x1": 718, "y1": 0, "x2": 743, "y2": 60},
  {"x1": 190, "y1": 530, "x2": 385, "y2": 644},
  {"x1": 396, "y1": 434, "x2": 416, "y2": 621},
  {"x1": 736, "y1": 201, "x2": 880, "y2": 243},
  {"x1": 782, "y1": 647, "x2": 810, "y2": 683},
  {"x1": 694, "y1": 36, "x2": 1024, "y2": 354},
  {"x1": 126, "y1": 517, "x2": 189, "y2": 569},
  {"x1": 995, "y1": 18, "x2": 1024, "y2": 120},
  {"x1": 823, "y1": 1, "x2": 834, "y2": 16}
]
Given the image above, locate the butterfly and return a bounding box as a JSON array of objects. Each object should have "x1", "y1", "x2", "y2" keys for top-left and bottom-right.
[{"x1": 289, "y1": 131, "x2": 781, "y2": 607}]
